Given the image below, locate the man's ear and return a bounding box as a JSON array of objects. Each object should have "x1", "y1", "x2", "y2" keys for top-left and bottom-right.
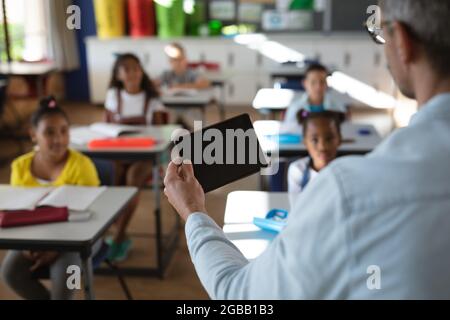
[{"x1": 392, "y1": 21, "x2": 416, "y2": 66}]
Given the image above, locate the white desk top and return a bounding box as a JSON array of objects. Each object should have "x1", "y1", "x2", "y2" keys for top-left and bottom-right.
[
  {"x1": 0, "y1": 62, "x2": 56, "y2": 76},
  {"x1": 69, "y1": 124, "x2": 180, "y2": 155},
  {"x1": 161, "y1": 89, "x2": 215, "y2": 105},
  {"x1": 224, "y1": 191, "x2": 290, "y2": 224},
  {"x1": 223, "y1": 191, "x2": 289, "y2": 260},
  {"x1": 252, "y1": 88, "x2": 355, "y2": 111},
  {"x1": 0, "y1": 187, "x2": 137, "y2": 246},
  {"x1": 254, "y1": 120, "x2": 383, "y2": 154},
  {"x1": 252, "y1": 89, "x2": 301, "y2": 110}
]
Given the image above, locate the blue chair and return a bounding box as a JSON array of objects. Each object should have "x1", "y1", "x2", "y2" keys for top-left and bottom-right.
[{"x1": 268, "y1": 159, "x2": 289, "y2": 192}]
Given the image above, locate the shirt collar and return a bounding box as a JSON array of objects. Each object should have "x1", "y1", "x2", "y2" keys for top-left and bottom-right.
[
  {"x1": 300, "y1": 92, "x2": 330, "y2": 109},
  {"x1": 409, "y1": 93, "x2": 450, "y2": 126}
]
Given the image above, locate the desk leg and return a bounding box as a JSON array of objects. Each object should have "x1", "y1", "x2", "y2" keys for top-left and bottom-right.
[
  {"x1": 153, "y1": 154, "x2": 164, "y2": 279},
  {"x1": 201, "y1": 107, "x2": 206, "y2": 124},
  {"x1": 36, "y1": 75, "x2": 47, "y2": 98},
  {"x1": 219, "y1": 86, "x2": 226, "y2": 121},
  {"x1": 81, "y1": 253, "x2": 95, "y2": 300}
]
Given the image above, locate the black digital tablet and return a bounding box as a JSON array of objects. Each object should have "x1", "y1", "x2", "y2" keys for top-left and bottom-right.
[{"x1": 171, "y1": 114, "x2": 269, "y2": 193}]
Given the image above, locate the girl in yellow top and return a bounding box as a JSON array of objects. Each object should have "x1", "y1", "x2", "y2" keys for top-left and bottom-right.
[
  {"x1": 0, "y1": 96, "x2": 100, "y2": 300},
  {"x1": 11, "y1": 147, "x2": 99, "y2": 187}
]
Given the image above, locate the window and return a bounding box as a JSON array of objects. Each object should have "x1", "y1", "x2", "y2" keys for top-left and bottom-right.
[{"x1": 0, "y1": 0, "x2": 49, "y2": 62}]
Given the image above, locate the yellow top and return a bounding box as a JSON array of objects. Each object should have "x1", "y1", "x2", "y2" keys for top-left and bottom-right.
[{"x1": 10, "y1": 149, "x2": 100, "y2": 187}]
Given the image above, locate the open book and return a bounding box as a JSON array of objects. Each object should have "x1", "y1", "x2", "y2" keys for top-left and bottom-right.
[
  {"x1": 89, "y1": 123, "x2": 143, "y2": 137},
  {"x1": 0, "y1": 186, "x2": 106, "y2": 212},
  {"x1": 70, "y1": 123, "x2": 143, "y2": 145}
]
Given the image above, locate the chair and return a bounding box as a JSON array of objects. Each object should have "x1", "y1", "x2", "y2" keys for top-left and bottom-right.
[
  {"x1": 0, "y1": 80, "x2": 8, "y2": 134},
  {"x1": 0, "y1": 77, "x2": 29, "y2": 156}
]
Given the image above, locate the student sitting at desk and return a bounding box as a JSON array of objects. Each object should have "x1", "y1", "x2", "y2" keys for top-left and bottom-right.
[
  {"x1": 104, "y1": 53, "x2": 168, "y2": 262},
  {"x1": 156, "y1": 42, "x2": 211, "y2": 90},
  {"x1": 283, "y1": 63, "x2": 348, "y2": 125},
  {"x1": 0, "y1": 97, "x2": 100, "y2": 300},
  {"x1": 288, "y1": 110, "x2": 344, "y2": 206}
]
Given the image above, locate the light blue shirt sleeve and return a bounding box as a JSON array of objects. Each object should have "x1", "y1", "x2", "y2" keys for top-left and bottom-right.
[{"x1": 185, "y1": 166, "x2": 349, "y2": 299}]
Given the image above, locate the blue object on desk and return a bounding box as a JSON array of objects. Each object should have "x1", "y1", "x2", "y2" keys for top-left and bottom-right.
[
  {"x1": 358, "y1": 128, "x2": 372, "y2": 136},
  {"x1": 253, "y1": 209, "x2": 288, "y2": 233},
  {"x1": 265, "y1": 134, "x2": 302, "y2": 145}
]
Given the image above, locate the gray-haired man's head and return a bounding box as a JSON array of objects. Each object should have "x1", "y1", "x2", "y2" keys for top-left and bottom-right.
[{"x1": 380, "y1": 0, "x2": 450, "y2": 99}]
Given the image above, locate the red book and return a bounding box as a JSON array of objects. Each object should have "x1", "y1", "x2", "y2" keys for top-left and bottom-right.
[
  {"x1": 0, "y1": 207, "x2": 69, "y2": 228},
  {"x1": 88, "y1": 137, "x2": 156, "y2": 149}
]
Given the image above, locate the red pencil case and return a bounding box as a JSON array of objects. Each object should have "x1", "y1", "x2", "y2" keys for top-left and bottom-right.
[
  {"x1": 0, "y1": 207, "x2": 69, "y2": 228},
  {"x1": 88, "y1": 137, "x2": 156, "y2": 149}
]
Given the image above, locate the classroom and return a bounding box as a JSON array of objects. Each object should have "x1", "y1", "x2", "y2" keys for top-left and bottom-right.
[{"x1": 0, "y1": 0, "x2": 449, "y2": 305}]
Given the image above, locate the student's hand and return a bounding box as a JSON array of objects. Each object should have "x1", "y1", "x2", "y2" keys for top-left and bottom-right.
[
  {"x1": 27, "y1": 251, "x2": 60, "y2": 272},
  {"x1": 164, "y1": 160, "x2": 206, "y2": 221}
]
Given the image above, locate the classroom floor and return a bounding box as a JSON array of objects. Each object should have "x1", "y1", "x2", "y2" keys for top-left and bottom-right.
[{"x1": 0, "y1": 100, "x2": 393, "y2": 300}]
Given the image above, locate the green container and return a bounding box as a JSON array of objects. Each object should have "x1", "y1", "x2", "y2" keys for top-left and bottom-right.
[
  {"x1": 290, "y1": 0, "x2": 314, "y2": 10},
  {"x1": 186, "y1": 1, "x2": 206, "y2": 36},
  {"x1": 208, "y1": 20, "x2": 223, "y2": 36},
  {"x1": 155, "y1": 0, "x2": 185, "y2": 38}
]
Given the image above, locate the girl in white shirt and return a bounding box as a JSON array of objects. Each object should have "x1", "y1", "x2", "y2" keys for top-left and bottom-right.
[
  {"x1": 104, "y1": 53, "x2": 169, "y2": 262},
  {"x1": 105, "y1": 53, "x2": 167, "y2": 125},
  {"x1": 288, "y1": 110, "x2": 344, "y2": 207}
]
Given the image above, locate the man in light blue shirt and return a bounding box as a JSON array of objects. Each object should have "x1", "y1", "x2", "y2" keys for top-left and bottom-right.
[{"x1": 163, "y1": 0, "x2": 450, "y2": 299}]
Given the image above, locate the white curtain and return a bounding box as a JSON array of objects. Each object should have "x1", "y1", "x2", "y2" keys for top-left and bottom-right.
[
  {"x1": 45, "y1": 0, "x2": 80, "y2": 71},
  {"x1": 22, "y1": 0, "x2": 48, "y2": 61}
]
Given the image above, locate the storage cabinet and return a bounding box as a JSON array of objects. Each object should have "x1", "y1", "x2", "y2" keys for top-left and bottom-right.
[{"x1": 86, "y1": 34, "x2": 394, "y2": 107}]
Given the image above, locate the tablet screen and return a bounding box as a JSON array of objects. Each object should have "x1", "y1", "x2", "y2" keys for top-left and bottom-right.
[{"x1": 171, "y1": 114, "x2": 269, "y2": 193}]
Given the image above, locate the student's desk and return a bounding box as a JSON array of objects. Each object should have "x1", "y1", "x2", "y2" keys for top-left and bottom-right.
[
  {"x1": 0, "y1": 186, "x2": 137, "y2": 300},
  {"x1": 161, "y1": 89, "x2": 216, "y2": 124},
  {"x1": 269, "y1": 64, "x2": 308, "y2": 83},
  {"x1": 252, "y1": 88, "x2": 302, "y2": 119},
  {"x1": 252, "y1": 88, "x2": 354, "y2": 119},
  {"x1": 254, "y1": 120, "x2": 382, "y2": 158},
  {"x1": 223, "y1": 191, "x2": 289, "y2": 260},
  {"x1": 70, "y1": 124, "x2": 180, "y2": 278},
  {"x1": 0, "y1": 61, "x2": 56, "y2": 97}
]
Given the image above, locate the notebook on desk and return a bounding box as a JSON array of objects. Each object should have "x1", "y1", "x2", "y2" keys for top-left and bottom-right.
[
  {"x1": 70, "y1": 123, "x2": 144, "y2": 145},
  {"x1": 164, "y1": 88, "x2": 198, "y2": 97},
  {"x1": 0, "y1": 207, "x2": 69, "y2": 228},
  {"x1": 89, "y1": 123, "x2": 145, "y2": 137},
  {"x1": 0, "y1": 186, "x2": 106, "y2": 228},
  {"x1": 0, "y1": 186, "x2": 106, "y2": 212}
]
